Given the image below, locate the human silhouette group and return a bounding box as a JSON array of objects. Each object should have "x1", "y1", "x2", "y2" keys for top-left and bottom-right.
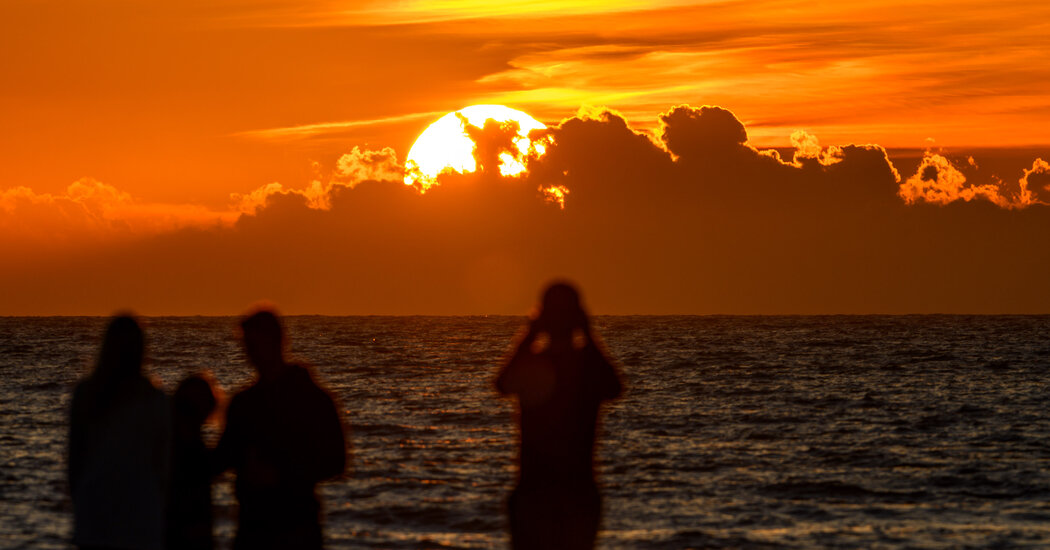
[{"x1": 67, "y1": 282, "x2": 622, "y2": 550}]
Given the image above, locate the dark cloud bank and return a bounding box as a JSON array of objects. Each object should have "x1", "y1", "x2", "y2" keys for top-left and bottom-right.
[{"x1": 5, "y1": 105, "x2": 1050, "y2": 314}]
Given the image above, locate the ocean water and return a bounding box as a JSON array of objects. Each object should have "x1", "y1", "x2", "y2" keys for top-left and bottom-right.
[{"x1": 2, "y1": 315, "x2": 1050, "y2": 549}]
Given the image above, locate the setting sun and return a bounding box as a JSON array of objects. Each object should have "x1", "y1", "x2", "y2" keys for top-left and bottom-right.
[
  {"x1": 7, "y1": 2, "x2": 1050, "y2": 549},
  {"x1": 403, "y1": 105, "x2": 547, "y2": 189}
]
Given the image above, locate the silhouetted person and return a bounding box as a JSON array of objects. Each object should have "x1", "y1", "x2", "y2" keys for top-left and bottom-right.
[
  {"x1": 497, "y1": 282, "x2": 623, "y2": 550},
  {"x1": 166, "y1": 374, "x2": 218, "y2": 550},
  {"x1": 213, "y1": 309, "x2": 346, "y2": 550},
  {"x1": 68, "y1": 315, "x2": 172, "y2": 550}
]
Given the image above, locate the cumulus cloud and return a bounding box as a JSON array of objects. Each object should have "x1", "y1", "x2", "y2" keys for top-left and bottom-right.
[
  {"x1": 1020, "y1": 158, "x2": 1050, "y2": 205},
  {"x1": 897, "y1": 151, "x2": 1049, "y2": 209},
  {"x1": 0, "y1": 146, "x2": 407, "y2": 255},
  {"x1": 791, "y1": 130, "x2": 824, "y2": 161},
  {"x1": 529, "y1": 105, "x2": 903, "y2": 215},
  {"x1": 541, "y1": 184, "x2": 569, "y2": 209},
  {"x1": 0, "y1": 179, "x2": 236, "y2": 250},
  {"x1": 659, "y1": 105, "x2": 749, "y2": 159},
  {"x1": 460, "y1": 115, "x2": 525, "y2": 177},
  {"x1": 332, "y1": 146, "x2": 403, "y2": 185},
  {"x1": 232, "y1": 146, "x2": 405, "y2": 212},
  {"x1": 785, "y1": 130, "x2": 854, "y2": 168},
  {"x1": 899, "y1": 152, "x2": 979, "y2": 205},
  {"x1": 3, "y1": 105, "x2": 1050, "y2": 314}
]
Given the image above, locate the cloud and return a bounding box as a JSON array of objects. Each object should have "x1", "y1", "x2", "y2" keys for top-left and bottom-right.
[
  {"x1": 0, "y1": 179, "x2": 236, "y2": 251},
  {"x1": 897, "y1": 152, "x2": 1050, "y2": 209},
  {"x1": 4, "y1": 105, "x2": 1050, "y2": 314},
  {"x1": 659, "y1": 105, "x2": 749, "y2": 159},
  {"x1": 460, "y1": 115, "x2": 525, "y2": 178},
  {"x1": 1020, "y1": 158, "x2": 1050, "y2": 205},
  {"x1": 790, "y1": 130, "x2": 824, "y2": 162},
  {"x1": 899, "y1": 152, "x2": 981, "y2": 205},
  {"x1": 333, "y1": 146, "x2": 403, "y2": 185},
  {"x1": 0, "y1": 146, "x2": 405, "y2": 256},
  {"x1": 233, "y1": 146, "x2": 405, "y2": 213},
  {"x1": 541, "y1": 185, "x2": 569, "y2": 209},
  {"x1": 242, "y1": 0, "x2": 676, "y2": 26},
  {"x1": 234, "y1": 112, "x2": 445, "y2": 141},
  {"x1": 455, "y1": 2, "x2": 1050, "y2": 147}
]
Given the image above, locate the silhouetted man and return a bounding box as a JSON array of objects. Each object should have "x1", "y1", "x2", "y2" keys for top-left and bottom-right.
[
  {"x1": 497, "y1": 282, "x2": 623, "y2": 550},
  {"x1": 214, "y1": 309, "x2": 346, "y2": 550}
]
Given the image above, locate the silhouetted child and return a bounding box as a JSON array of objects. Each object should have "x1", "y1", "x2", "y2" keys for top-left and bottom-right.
[
  {"x1": 213, "y1": 308, "x2": 347, "y2": 550},
  {"x1": 166, "y1": 374, "x2": 218, "y2": 550},
  {"x1": 69, "y1": 315, "x2": 172, "y2": 550},
  {"x1": 497, "y1": 282, "x2": 623, "y2": 550}
]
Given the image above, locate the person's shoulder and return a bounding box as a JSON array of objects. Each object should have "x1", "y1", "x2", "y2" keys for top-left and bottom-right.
[
  {"x1": 287, "y1": 363, "x2": 324, "y2": 389},
  {"x1": 71, "y1": 377, "x2": 91, "y2": 398},
  {"x1": 143, "y1": 377, "x2": 168, "y2": 396},
  {"x1": 582, "y1": 345, "x2": 622, "y2": 398},
  {"x1": 70, "y1": 378, "x2": 93, "y2": 411},
  {"x1": 287, "y1": 362, "x2": 312, "y2": 378},
  {"x1": 142, "y1": 378, "x2": 171, "y2": 408},
  {"x1": 123, "y1": 377, "x2": 172, "y2": 421},
  {"x1": 228, "y1": 384, "x2": 257, "y2": 406},
  {"x1": 581, "y1": 343, "x2": 614, "y2": 365},
  {"x1": 288, "y1": 364, "x2": 338, "y2": 403}
]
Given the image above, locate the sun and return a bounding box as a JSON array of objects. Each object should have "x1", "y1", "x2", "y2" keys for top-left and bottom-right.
[{"x1": 404, "y1": 105, "x2": 547, "y2": 190}]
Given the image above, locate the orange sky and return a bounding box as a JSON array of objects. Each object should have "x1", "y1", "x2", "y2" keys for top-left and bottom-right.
[{"x1": 2, "y1": 1, "x2": 1049, "y2": 314}]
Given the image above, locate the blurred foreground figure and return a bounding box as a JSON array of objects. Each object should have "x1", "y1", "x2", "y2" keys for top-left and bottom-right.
[
  {"x1": 214, "y1": 309, "x2": 346, "y2": 550},
  {"x1": 497, "y1": 282, "x2": 623, "y2": 550},
  {"x1": 167, "y1": 374, "x2": 218, "y2": 550},
  {"x1": 69, "y1": 315, "x2": 172, "y2": 550}
]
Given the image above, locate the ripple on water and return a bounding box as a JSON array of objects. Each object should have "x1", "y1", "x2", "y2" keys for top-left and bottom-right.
[{"x1": 3, "y1": 315, "x2": 1050, "y2": 548}]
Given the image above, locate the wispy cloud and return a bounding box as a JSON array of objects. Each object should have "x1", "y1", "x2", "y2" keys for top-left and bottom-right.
[
  {"x1": 223, "y1": 0, "x2": 703, "y2": 27},
  {"x1": 234, "y1": 111, "x2": 446, "y2": 140},
  {"x1": 466, "y1": 1, "x2": 1050, "y2": 146}
]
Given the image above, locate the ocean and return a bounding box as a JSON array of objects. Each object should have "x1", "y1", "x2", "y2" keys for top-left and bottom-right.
[{"x1": 2, "y1": 315, "x2": 1050, "y2": 549}]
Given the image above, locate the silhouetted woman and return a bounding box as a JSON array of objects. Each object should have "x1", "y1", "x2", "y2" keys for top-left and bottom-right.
[
  {"x1": 68, "y1": 315, "x2": 172, "y2": 550},
  {"x1": 166, "y1": 374, "x2": 218, "y2": 550},
  {"x1": 497, "y1": 282, "x2": 623, "y2": 550}
]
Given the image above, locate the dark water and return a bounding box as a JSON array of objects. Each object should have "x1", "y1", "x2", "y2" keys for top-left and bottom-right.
[{"x1": 2, "y1": 316, "x2": 1050, "y2": 549}]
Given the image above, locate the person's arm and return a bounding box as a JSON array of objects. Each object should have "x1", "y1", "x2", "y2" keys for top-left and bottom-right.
[
  {"x1": 152, "y1": 389, "x2": 173, "y2": 499},
  {"x1": 282, "y1": 382, "x2": 346, "y2": 486},
  {"x1": 210, "y1": 395, "x2": 242, "y2": 476},
  {"x1": 67, "y1": 384, "x2": 87, "y2": 494},
  {"x1": 315, "y1": 392, "x2": 347, "y2": 481},
  {"x1": 583, "y1": 324, "x2": 623, "y2": 401},
  {"x1": 496, "y1": 321, "x2": 540, "y2": 395},
  {"x1": 598, "y1": 357, "x2": 623, "y2": 401}
]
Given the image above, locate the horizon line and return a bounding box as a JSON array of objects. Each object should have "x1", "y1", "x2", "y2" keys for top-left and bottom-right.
[{"x1": 4, "y1": 312, "x2": 1050, "y2": 318}]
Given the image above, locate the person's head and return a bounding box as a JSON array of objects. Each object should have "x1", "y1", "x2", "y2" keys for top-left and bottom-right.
[
  {"x1": 536, "y1": 281, "x2": 588, "y2": 339},
  {"x1": 95, "y1": 314, "x2": 144, "y2": 382},
  {"x1": 240, "y1": 308, "x2": 285, "y2": 374},
  {"x1": 173, "y1": 374, "x2": 217, "y2": 428}
]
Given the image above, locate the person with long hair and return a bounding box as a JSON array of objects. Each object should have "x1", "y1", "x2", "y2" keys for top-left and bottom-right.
[
  {"x1": 497, "y1": 282, "x2": 623, "y2": 550},
  {"x1": 68, "y1": 315, "x2": 172, "y2": 550}
]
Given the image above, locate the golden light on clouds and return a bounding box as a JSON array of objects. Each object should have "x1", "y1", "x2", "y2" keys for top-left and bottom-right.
[
  {"x1": 318, "y1": 0, "x2": 701, "y2": 25},
  {"x1": 541, "y1": 184, "x2": 569, "y2": 209},
  {"x1": 3, "y1": 0, "x2": 1050, "y2": 314},
  {"x1": 0, "y1": 179, "x2": 237, "y2": 259},
  {"x1": 898, "y1": 152, "x2": 1050, "y2": 209},
  {"x1": 404, "y1": 105, "x2": 547, "y2": 190}
]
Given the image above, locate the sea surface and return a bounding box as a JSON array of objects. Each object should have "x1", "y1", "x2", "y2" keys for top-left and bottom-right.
[{"x1": 2, "y1": 316, "x2": 1050, "y2": 549}]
